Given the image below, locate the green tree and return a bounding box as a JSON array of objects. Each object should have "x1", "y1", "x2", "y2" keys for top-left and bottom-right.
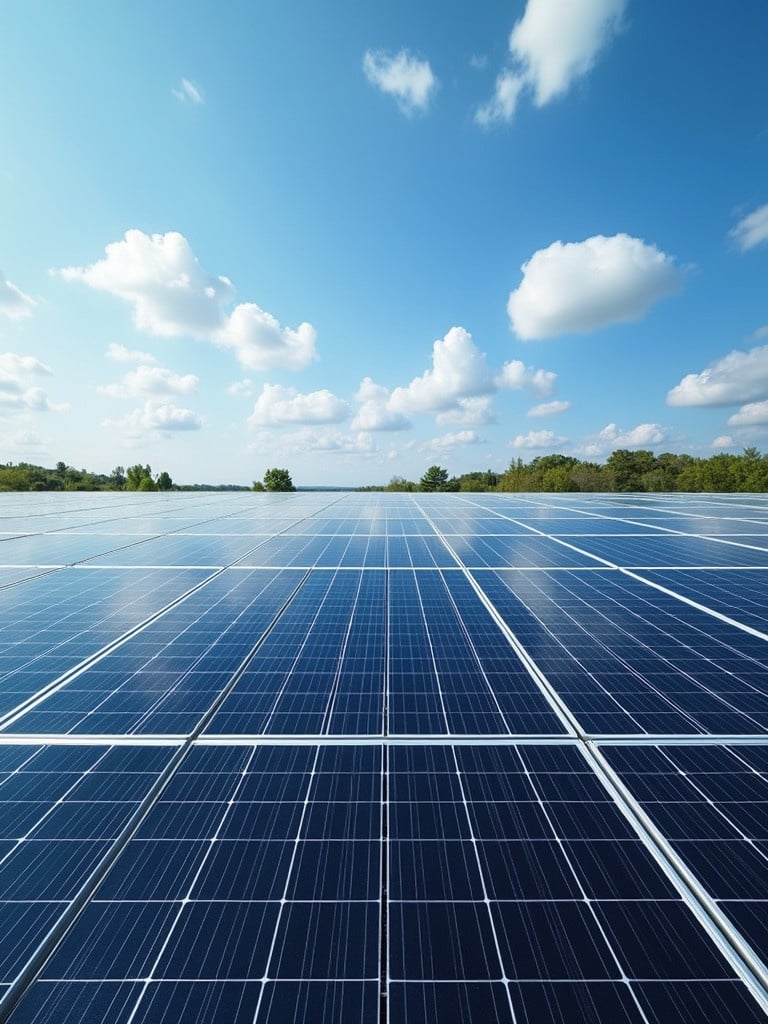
[
  {"x1": 605, "y1": 449, "x2": 656, "y2": 492},
  {"x1": 109, "y1": 466, "x2": 126, "y2": 490},
  {"x1": 252, "y1": 480, "x2": 265, "y2": 491},
  {"x1": 125, "y1": 464, "x2": 153, "y2": 491},
  {"x1": 263, "y1": 467, "x2": 295, "y2": 492},
  {"x1": 420, "y1": 465, "x2": 451, "y2": 491},
  {"x1": 156, "y1": 471, "x2": 173, "y2": 491}
]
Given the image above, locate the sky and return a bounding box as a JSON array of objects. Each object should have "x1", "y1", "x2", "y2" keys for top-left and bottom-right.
[{"x1": 1, "y1": 0, "x2": 767, "y2": 487}]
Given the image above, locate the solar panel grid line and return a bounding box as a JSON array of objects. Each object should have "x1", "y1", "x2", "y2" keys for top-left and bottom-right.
[
  {"x1": 0, "y1": 742, "x2": 188, "y2": 1024},
  {"x1": 583, "y1": 742, "x2": 768, "y2": 1014},
  {"x1": 506, "y1": 572, "x2": 758, "y2": 738},
  {"x1": 413, "y1": 515, "x2": 578, "y2": 740},
  {"x1": 0, "y1": 568, "x2": 226, "y2": 734}
]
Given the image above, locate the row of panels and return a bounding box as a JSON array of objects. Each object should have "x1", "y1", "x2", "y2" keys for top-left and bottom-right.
[
  {"x1": 2, "y1": 568, "x2": 767, "y2": 739},
  {"x1": 0, "y1": 742, "x2": 766, "y2": 1023}
]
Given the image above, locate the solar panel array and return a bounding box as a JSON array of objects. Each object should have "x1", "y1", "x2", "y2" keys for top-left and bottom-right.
[{"x1": 0, "y1": 489, "x2": 767, "y2": 1023}]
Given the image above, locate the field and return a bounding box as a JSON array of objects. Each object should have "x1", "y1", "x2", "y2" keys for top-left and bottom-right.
[{"x1": 0, "y1": 491, "x2": 767, "y2": 1023}]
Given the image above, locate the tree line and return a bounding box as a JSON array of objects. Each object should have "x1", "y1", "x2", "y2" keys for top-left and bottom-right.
[
  {"x1": 0, "y1": 462, "x2": 177, "y2": 492},
  {"x1": 363, "y1": 448, "x2": 768, "y2": 493}
]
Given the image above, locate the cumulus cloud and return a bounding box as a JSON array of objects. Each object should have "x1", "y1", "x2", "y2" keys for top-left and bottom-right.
[
  {"x1": 0, "y1": 353, "x2": 64, "y2": 414},
  {"x1": 99, "y1": 364, "x2": 199, "y2": 399},
  {"x1": 106, "y1": 342, "x2": 157, "y2": 364},
  {"x1": 508, "y1": 234, "x2": 681, "y2": 340},
  {"x1": 496, "y1": 360, "x2": 556, "y2": 395},
  {"x1": 667, "y1": 344, "x2": 768, "y2": 407},
  {"x1": 173, "y1": 78, "x2": 203, "y2": 104},
  {"x1": 247, "y1": 383, "x2": 349, "y2": 428},
  {"x1": 436, "y1": 396, "x2": 495, "y2": 427},
  {"x1": 599, "y1": 421, "x2": 668, "y2": 446},
  {"x1": 103, "y1": 400, "x2": 202, "y2": 440},
  {"x1": 711, "y1": 435, "x2": 734, "y2": 449},
  {"x1": 727, "y1": 401, "x2": 768, "y2": 427},
  {"x1": 0, "y1": 272, "x2": 36, "y2": 320},
  {"x1": 228, "y1": 378, "x2": 253, "y2": 397},
  {"x1": 730, "y1": 204, "x2": 768, "y2": 252},
  {"x1": 475, "y1": 71, "x2": 525, "y2": 127},
  {"x1": 352, "y1": 378, "x2": 411, "y2": 432},
  {"x1": 363, "y1": 49, "x2": 437, "y2": 115},
  {"x1": 423, "y1": 429, "x2": 482, "y2": 453},
  {"x1": 56, "y1": 230, "x2": 318, "y2": 371},
  {"x1": 353, "y1": 328, "x2": 557, "y2": 430},
  {"x1": 528, "y1": 399, "x2": 571, "y2": 417},
  {"x1": 475, "y1": 0, "x2": 626, "y2": 125},
  {"x1": 511, "y1": 429, "x2": 565, "y2": 449}
]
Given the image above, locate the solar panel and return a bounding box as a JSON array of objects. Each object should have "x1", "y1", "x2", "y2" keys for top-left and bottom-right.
[{"x1": 0, "y1": 491, "x2": 767, "y2": 1023}]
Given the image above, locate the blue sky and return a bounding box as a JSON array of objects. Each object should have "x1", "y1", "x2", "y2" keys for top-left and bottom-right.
[{"x1": 1, "y1": 0, "x2": 767, "y2": 486}]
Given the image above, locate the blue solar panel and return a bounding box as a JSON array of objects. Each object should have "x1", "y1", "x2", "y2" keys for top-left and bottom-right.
[{"x1": 1, "y1": 491, "x2": 767, "y2": 1023}]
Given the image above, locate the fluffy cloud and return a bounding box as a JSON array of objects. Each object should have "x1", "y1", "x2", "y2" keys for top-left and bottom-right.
[
  {"x1": 423, "y1": 429, "x2": 482, "y2": 453},
  {"x1": 228, "y1": 378, "x2": 253, "y2": 397},
  {"x1": 436, "y1": 396, "x2": 495, "y2": 427},
  {"x1": 57, "y1": 230, "x2": 318, "y2": 371},
  {"x1": 173, "y1": 78, "x2": 203, "y2": 104},
  {"x1": 510, "y1": 429, "x2": 565, "y2": 449},
  {"x1": 352, "y1": 378, "x2": 411, "y2": 432},
  {"x1": 475, "y1": 0, "x2": 626, "y2": 125},
  {"x1": 475, "y1": 71, "x2": 525, "y2": 127},
  {"x1": 711, "y1": 435, "x2": 734, "y2": 449},
  {"x1": 103, "y1": 400, "x2": 202, "y2": 439},
  {"x1": 353, "y1": 327, "x2": 557, "y2": 430},
  {"x1": 0, "y1": 272, "x2": 36, "y2": 320},
  {"x1": 527, "y1": 399, "x2": 571, "y2": 417},
  {"x1": 0, "y1": 353, "x2": 64, "y2": 414},
  {"x1": 389, "y1": 327, "x2": 494, "y2": 414},
  {"x1": 106, "y1": 343, "x2": 157, "y2": 364},
  {"x1": 250, "y1": 427, "x2": 374, "y2": 456},
  {"x1": 727, "y1": 401, "x2": 768, "y2": 427},
  {"x1": 247, "y1": 384, "x2": 349, "y2": 428},
  {"x1": 496, "y1": 360, "x2": 556, "y2": 395},
  {"x1": 508, "y1": 234, "x2": 681, "y2": 340},
  {"x1": 599, "y1": 421, "x2": 668, "y2": 446},
  {"x1": 99, "y1": 364, "x2": 199, "y2": 399},
  {"x1": 363, "y1": 50, "x2": 437, "y2": 115},
  {"x1": 667, "y1": 344, "x2": 768, "y2": 407},
  {"x1": 730, "y1": 204, "x2": 768, "y2": 252}
]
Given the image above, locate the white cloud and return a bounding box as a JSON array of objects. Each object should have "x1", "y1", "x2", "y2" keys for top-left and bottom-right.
[
  {"x1": 475, "y1": 0, "x2": 626, "y2": 125},
  {"x1": 510, "y1": 429, "x2": 565, "y2": 449},
  {"x1": 217, "y1": 302, "x2": 317, "y2": 371},
  {"x1": 103, "y1": 400, "x2": 202, "y2": 440},
  {"x1": 667, "y1": 344, "x2": 768, "y2": 407},
  {"x1": 496, "y1": 359, "x2": 556, "y2": 395},
  {"x1": 711, "y1": 435, "x2": 734, "y2": 449},
  {"x1": 247, "y1": 383, "x2": 349, "y2": 428},
  {"x1": 436, "y1": 396, "x2": 495, "y2": 426},
  {"x1": 475, "y1": 71, "x2": 525, "y2": 127},
  {"x1": 173, "y1": 78, "x2": 203, "y2": 104},
  {"x1": 727, "y1": 401, "x2": 768, "y2": 427},
  {"x1": 730, "y1": 204, "x2": 768, "y2": 252},
  {"x1": 99, "y1": 364, "x2": 199, "y2": 399},
  {"x1": 0, "y1": 272, "x2": 36, "y2": 320},
  {"x1": 390, "y1": 327, "x2": 495, "y2": 414},
  {"x1": 353, "y1": 328, "x2": 556, "y2": 430},
  {"x1": 423, "y1": 429, "x2": 482, "y2": 453},
  {"x1": 510, "y1": 0, "x2": 626, "y2": 106},
  {"x1": 0, "y1": 353, "x2": 52, "y2": 376},
  {"x1": 106, "y1": 342, "x2": 157, "y2": 364},
  {"x1": 0, "y1": 353, "x2": 64, "y2": 414},
  {"x1": 56, "y1": 230, "x2": 317, "y2": 371},
  {"x1": 599, "y1": 421, "x2": 668, "y2": 446},
  {"x1": 508, "y1": 234, "x2": 681, "y2": 340},
  {"x1": 528, "y1": 399, "x2": 571, "y2": 417},
  {"x1": 228, "y1": 378, "x2": 253, "y2": 397},
  {"x1": 352, "y1": 378, "x2": 411, "y2": 432},
  {"x1": 363, "y1": 49, "x2": 437, "y2": 115}
]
